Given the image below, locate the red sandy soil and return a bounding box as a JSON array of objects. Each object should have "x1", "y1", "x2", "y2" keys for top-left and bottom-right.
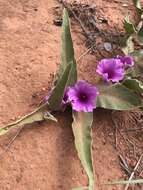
[{"x1": 0, "y1": 0, "x2": 142, "y2": 190}]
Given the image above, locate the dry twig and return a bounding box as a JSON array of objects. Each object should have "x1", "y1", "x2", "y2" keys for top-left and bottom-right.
[{"x1": 77, "y1": 44, "x2": 96, "y2": 62}]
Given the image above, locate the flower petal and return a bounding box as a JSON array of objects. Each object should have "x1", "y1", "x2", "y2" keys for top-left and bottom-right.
[{"x1": 96, "y1": 58, "x2": 125, "y2": 82}]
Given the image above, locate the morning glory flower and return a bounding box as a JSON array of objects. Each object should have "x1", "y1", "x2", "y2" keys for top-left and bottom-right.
[
  {"x1": 116, "y1": 55, "x2": 134, "y2": 68},
  {"x1": 67, "y1": 80, "x2": 99, "y2": 112},
  {"x1": 96, "y1": 58, "x2": 125, "y2": 82}
]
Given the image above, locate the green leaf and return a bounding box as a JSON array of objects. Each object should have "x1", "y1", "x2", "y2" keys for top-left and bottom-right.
[
  {"x1": 96, "y1": 84, "x2": 141, "y2": 110},
  {"x1": 123, "y1": 79, "x2": 143, "y2": 93},
  {"x1": 133, "y1": 0, "x2": 142, "y2": 16},
  {"x1": 61, "y1": 8, "x2": 77, "y2": 86},
  {"x1": 131, "y1": 50, "x2": 143, "y2": 76},
  {"x1": 57, "y1": 8, "x2": 77, "y2": 85},
  {"x1": 48, "y1": 63, "x2": 72, "y2": 110},
  {"x1": 124, "y1": 16, "x2": 136, "y2": 35},
  {"x1": 66, "y1": 60, "x2": 77, "y2": 87},
  {"x1": 0, "y1": 103, "x2": 57, "y2": 136},
  {"x1": 48, "y1": 9, "x2": 77, "y2": 110},
  {"x1": 72, "y1": 112, "x2": 94, "y2": 190},
  {"x1": 137, "y1": 26, "x2": 143, "y2": 45},
  {"x1": 122, "y1": 36, "x2": 134, "y2": 55},
  {"x1": 106, "y1": 179, "x2": 143, "y2": 185},
  {"x1": 132, "y1": 0, "x2": 143, "y2": 46}
]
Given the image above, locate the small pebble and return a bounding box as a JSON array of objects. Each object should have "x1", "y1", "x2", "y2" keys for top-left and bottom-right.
[
  {"x1": 42, "y1": 87, "x2": 46, "y2": 91},
  {"x1": 104, "y1": 42, "x2": 112, "y2": 52},
  {"x1": 53, "y1": 19, "x2": 62, "y2": 26},
  {"x1": 122, "y1": 4, "x2": 128, "y2": 7}
]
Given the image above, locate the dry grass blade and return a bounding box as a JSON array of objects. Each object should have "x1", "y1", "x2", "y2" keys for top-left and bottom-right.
[
  {"x1": 119, "y1": 155, "x2": 131, "y2": 176},
  {"x1": 124, "y1": 153, "x2": 143, "y2": 190},
  {"x1": 77, "y1": 44, "x2": 96, "y2": 63},
  {"x1": 0, "y1": 126, "x2": 23, "y2": 159}
]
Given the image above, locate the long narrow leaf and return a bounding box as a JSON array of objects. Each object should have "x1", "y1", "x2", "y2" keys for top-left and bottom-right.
[
  {"x1": 72, "y1": 112, "x2": 94, "y2": 190},
  {"x1": 0, "y1": 103, "x2": 57, "y2": 136},
  {"x1": 56, "y1": 8, "x2": 77, "y2": 85},
  {"x1": 61, "y1": 9, "x2": 77, "y2": 86},
  {"x1": 48, "y1": 63, "x2": 72, "y2": 110},
  {"x1": 48, "y1": 9, "x2": 77, "y2": 110},
  {"x1": 60, "y1": 9, "x2": 76, "y2": 76}
]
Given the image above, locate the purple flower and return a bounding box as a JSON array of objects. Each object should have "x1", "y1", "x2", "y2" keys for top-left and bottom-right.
[
  {"x1": 117, "y1": 55, "x2": 134, "y2": 68},
  {"x1": 67, "y1": 80, "x2": 99, "y2": 112},
  {"x1": 96, "y1": 58, "x2": 125, "y2": 82}
]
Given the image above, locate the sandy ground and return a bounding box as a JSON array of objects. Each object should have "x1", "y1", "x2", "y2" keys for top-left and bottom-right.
[{"x1": 0, "y1": 0, "x2": 142, "y2": 190}]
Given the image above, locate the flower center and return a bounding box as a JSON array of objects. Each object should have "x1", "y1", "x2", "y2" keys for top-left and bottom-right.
[
  {"x1": 78, "y1": 92, "x2": 88, "y2": 102},
  {"x1": 107, "y1": 70, "x2": 115, "y2": 78},
  {"x1": 104, "y1": 67, "x2": 115, "y2": 79}
]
